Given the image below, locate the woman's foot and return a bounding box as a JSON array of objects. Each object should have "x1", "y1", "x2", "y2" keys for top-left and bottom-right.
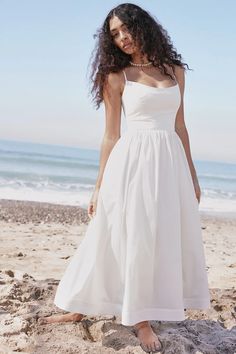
[
  {"x1": 38, "y1": 312, "x2": 84, "y2": 325},
  {"x1": 133, "y1": 321, "x2": 162, "y2": 353}
]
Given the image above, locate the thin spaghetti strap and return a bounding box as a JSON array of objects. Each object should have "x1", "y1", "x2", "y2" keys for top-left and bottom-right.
[{"x1": 122, "y1": 69, "x2": 127, "y2": 82}]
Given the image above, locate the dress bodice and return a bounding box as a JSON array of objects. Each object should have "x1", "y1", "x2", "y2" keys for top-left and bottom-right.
[{"x1": 121, "y1": 70, "x2": 181, "y2": 132}]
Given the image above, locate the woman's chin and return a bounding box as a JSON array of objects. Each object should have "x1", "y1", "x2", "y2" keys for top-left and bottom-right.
[{"x1": 122, "y1": 47, "x2": 135, "y2": 54}]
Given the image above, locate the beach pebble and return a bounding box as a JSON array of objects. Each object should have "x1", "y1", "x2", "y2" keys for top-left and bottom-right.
[
  {"x1": 17, "y1": 252, "x2": 24, "y2": 257},
  {"x1": 229, "y1": 263, "x2": 236, "y2": 268},
  {"x1": 5, "y1": 270, "x2": 14, "y2": 278},
  {"x1": 60, "y1": 255, "x2": 71, "y2": 260}
]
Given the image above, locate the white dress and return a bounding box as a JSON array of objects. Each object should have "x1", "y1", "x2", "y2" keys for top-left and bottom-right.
[{"x1": 54, "y1": 69, "x2": 211, "y2": 326}]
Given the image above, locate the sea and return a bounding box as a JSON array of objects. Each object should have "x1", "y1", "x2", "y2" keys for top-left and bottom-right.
[{"x1": 0, "y1": 139, "x2": 236, "y2": 217}]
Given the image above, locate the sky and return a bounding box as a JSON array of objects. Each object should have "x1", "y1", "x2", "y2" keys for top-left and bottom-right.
[{"x1": 0, "y1": 0, "x2": 235, "y2": 163}]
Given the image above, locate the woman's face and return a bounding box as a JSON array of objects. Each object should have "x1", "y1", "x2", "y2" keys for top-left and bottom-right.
[{"x1": 109, "y1": 15, "x2": 137, "y2": 54}]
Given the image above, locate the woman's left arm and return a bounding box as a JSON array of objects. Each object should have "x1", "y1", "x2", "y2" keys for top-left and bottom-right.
[{"x1": 173, "y1": 65, "x2": 201, "y2": 203}]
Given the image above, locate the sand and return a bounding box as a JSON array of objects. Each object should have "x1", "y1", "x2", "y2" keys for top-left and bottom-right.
[{"x1": 0, "y1": 199, "x2": 235, "y2": 353}]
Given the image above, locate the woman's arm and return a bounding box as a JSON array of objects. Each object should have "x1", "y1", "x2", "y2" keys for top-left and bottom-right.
[
  {"x1": 174, "y1": 65, "x2": 201, "y2": 202},
  {"x1": 94, "y1": 72, "x2": 123, "y2": 190},
  {"x1": 88, "y1": 72, "x2": 123, "y2": 219}
]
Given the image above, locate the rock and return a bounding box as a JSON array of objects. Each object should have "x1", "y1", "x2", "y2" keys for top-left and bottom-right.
[
  {"x1": 17, "y1": 252, "x2": 24, "y2": 257},
  {"x1": 229, "y1": 263, "x2": 236, "y2": 268},
  {"x1": 0, "y1": 270, "x2": 236, "y2": 353},
  {"x1": 60, "y1": 255, "x2": 71, "y2": 259},
  {"x1": 5, "y1": 270, "x2": 14, "y2": 278}
]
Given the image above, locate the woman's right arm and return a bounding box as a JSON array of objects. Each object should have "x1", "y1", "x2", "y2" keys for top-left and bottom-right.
[{"x1": 88, "y1": 72, "x2": 123, "y2": 218}]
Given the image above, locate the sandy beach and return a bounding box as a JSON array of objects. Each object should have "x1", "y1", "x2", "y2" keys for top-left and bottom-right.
[{"x1": 0, "y1": 199, "x2": 235, "y2": 353}]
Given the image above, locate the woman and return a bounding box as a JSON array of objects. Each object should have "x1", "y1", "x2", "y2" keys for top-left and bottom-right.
[{"x1": 39, "y1": 3, "x2": 211, "y2": 353}]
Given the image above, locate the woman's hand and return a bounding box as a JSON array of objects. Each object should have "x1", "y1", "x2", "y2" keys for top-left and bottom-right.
[
  {"x1": 192, "y1": 176, "x2": 201, "y2": 204},
  {"x1": 87, "y1": 187, "x2": 100, "y2": 219}
]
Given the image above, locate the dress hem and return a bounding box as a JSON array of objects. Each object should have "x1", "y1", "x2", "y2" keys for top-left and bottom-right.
[{"x1": 53, "y1": 296, "x2": 211, "y2": 326}]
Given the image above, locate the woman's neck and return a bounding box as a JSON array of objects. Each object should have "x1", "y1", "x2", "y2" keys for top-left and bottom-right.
[{"x1": 130, "y1": 52, "x2": 150, "y2": 64}]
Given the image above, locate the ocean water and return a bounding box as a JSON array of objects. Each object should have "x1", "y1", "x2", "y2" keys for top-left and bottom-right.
[{"x1": 0, "y1": 139, "x2": 235, "y2": 216}]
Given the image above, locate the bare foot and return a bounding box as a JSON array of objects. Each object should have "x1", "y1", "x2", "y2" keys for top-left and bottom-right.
[
  {"x1": 134, "y1": 321, "x2": 162, "y2": 353},
  {"x1": 38, "y1": 312, "x2": 84, "y2": 325}
]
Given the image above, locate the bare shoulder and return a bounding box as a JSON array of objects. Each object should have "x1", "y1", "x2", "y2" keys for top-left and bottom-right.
[
  {"x1": 103, "y1": 72, "x2": 123, "y2": 139},
  {"x1": 173, "y1": 65, "x2": 185, "y2": 81},
  {"x1": 172, "y1": 65, "x2": 185, "y2": 95},
  {"x1": 104, "y1": 71, "x2": 124, "y2": 97}
]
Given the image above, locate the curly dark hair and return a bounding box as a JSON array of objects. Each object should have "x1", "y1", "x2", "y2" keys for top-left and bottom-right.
[{"x1": 88, "y1": 2, "x2": 192, "y2": 109}]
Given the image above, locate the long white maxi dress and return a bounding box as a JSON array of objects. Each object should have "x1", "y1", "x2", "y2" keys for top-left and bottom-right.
[{"x1": 54, "y1": 69, "x2": 211, "y2": 326}]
